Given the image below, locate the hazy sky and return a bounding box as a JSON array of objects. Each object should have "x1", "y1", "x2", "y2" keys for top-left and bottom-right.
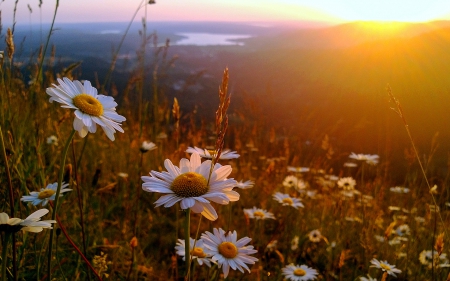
[{"x1": 2, "y1": 0, "x2": 450, "y2": 26}]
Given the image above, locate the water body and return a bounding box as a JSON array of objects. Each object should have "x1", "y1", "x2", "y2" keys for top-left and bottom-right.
[{"x1": 174, "y1": 32, "x2": 252, "y2": 46}]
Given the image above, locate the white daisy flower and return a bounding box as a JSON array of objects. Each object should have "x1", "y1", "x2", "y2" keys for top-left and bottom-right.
[
  {"x1": 273, "y1": 192, "x2": 304, "y2": 209},
  {"x1": 140, "y1": 141, "x2": 157, "y2": 153},
  {"x1": 419, "y1": 250, "x2": 449, "y2": 268},
  {"x1": 201, "y1": 228, "x2": 258, "y2": 278},
  {"x1": 395, "y1": 224, "x2": 410, "y2": 236},
  {"x1": 0, "y1": 209, "x2": 56, "y2": 233},
  {"x1": 185, "y1": 146, "x2": 240, "y2": 160},
  {"x1": 308, "y1": 229, "x2": 323, "y2": 243},
  {"x1": 46, "y1": 135, "x2": 58, "y2": 146},
  {"x1": 370, "y1": 258, "x2": 402, "y2": 277},
  {"x1": 175, "y1": 237, "x2": 213, "y2": 267},
  {"x1": 360, "y1": 274, "x2": 377, "y2": 281},
  {"x1": 390, "y1": 186, "x2": 410, "y2": 193},
  {"x1": 337, "y1": 177, "x2": 356, "y2": 190},
  {"x1": 243, "y1": 207, "x2": 275, "y2": 220},
  {"x1": 235, "y1": 180, "x2": 254, "y2": 189},
  {"x1": 141, "y1": 152, "x2": 239, "y2": 221},
  {"x1": 282, "y1": 175, "x2": 307, "y2": 191},
  {"x1": 349, "y1": 152, "x2": 379, "y2": 163},
  {"x1": 21, "y1": 182, "x2": 72, "y2": 206},
  {"x1": 287, "y1": 166, "x2": 310, "y2": 173},
  {"x1": 281, "y1": 264, "x2": 319, "y2": 281},
  {"x1": 46, "y1": 77, "x2": 126, "y2": 141}
]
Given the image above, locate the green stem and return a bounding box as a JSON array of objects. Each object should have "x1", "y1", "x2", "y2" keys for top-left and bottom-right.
[
  {"x1": 1, "y1": 232, "x2": 11, "y2": 281},
  {"x1": 47, "y1": 129, "x2": 76, "y2": 280},
  {"x1": 0, "y1": 127, "x2": 16, "y2": 280},
  {"x1": 184, "y1": 208, "x2": 191, "y2": 281}
]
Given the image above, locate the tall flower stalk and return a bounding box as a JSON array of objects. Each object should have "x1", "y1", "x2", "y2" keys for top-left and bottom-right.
[{"x1": 47, "y1": 129, "x2": 76, "y2": 279}]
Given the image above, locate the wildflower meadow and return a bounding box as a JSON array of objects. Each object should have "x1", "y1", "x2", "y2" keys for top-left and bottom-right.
[{"x1": 0, "y1": 1, "x2": 450, "y2": 281}]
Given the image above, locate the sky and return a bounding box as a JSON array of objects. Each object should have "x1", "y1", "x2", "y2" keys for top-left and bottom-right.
[{"x1": 2, "y1": 0, "x2": 450, "y2": 26}]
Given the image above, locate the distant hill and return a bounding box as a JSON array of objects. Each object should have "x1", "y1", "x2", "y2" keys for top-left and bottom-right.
[{"x1": 6, "y1": 21, "x2": 450, "y2": 172}]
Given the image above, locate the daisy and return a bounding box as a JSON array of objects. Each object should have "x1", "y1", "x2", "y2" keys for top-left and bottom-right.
[
  {"x1": 46, "y1": 135, "x2": 58, "y2": 145},
  {"x1": 389, "y1": 186, "x2": 410, "y2": 193},
  {"x1": 370, "y1": 258, "x2": 402, "y2": 277},
  {"x1": 175, "y1": 237, "x2": 213, "y2": 267},
  {"x1": 282, "y1": 264, "x2": 319, "y2": 281},
  {"x1": 337, "y1": 177, "x2": 356, "y2": 190},
  {"x1": 283, "y1": 176, "x2": 307, "y2": 191},
  {"x1": 287, "y1": 166, "x2": 310, "y2": 173},
  {"x1": 360, "y1": 275, "x2": 377, "y2": 281},
  {"x1": 419, "y1": 250, "x2": 450, "y2": 268},
  {"x1": 308, "y1": 229, "x2": 323, "y2": 243},
  {"x1": 21, "y1": 182, "x2": 72, "y2": 206},
  {"x1": 273, "y1": 192, "x2": 304, "y2": 209},
  {"x1": 0, "y1": 209, "x2": 56, "y2": 233},
  {"x1": 185, "y1": 146, "x2": 240, "y2": 160},
  {"x1": 395, "y1": 224, "x2": 410, "y2": 236},
  {"x1": 46, "y1": 77, "x2": 126, "y2": 141},
  {"x1": 243, "y1": 207, "x2": 275, "y2": 220},
  {"x1": 141, "y1": 152, "x2": 239, "y2": 221},
  {"x1": 349, "y1": 153, "x2": 379, "y2": 165},
  {"x1": 140, "y1": 141, "x2": 157, "y2": 153},
  {"x1": 235, "y1": 180, "x2": 254, "y2": 189},
  {"x1": 201, "y1": 228, "x2": 258, "y2": 278}
]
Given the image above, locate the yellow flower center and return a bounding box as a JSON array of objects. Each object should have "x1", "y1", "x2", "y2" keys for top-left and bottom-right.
[
  {"x1": 253, "y1": 211, "x2": 265, "y2": 218},
  {"x1": 218, "y1": 242, "x2": 238, "y2": 259},
  {"x1": 73, "y1": 94, "x2": 104, "y2": 116},
  {"x1": 190, "y1": 247, "x2": 207, "y2": 258},
  {"x1": 282, "y1": 198, "x2": 293, "y2": 205},
  {"x1": 38, "y1": 189, "x2": 56, "y2": 199},
  {"x1": 380, "y1": 263, "x2": 391, "y2": 271},
  {"x1": 293, "y1": 268, "x2": 306, "y2": 276},
  {"x1": 171, "y1": 172, "x2": 208, "y2": 197}
]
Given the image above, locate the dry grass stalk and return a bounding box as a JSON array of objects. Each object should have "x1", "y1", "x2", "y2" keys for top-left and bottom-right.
[
  {"x1": 6, "y1": 28, "x2": 14, "y2": 60},
  {"x1": 213, "y1": 68, "x2": 231, "y2": 164},
  {"x1": 384, "y1": 221, "x2": 396, "y2": 240},
  {"x1": 381, "y1": 272, "x2": 388, "y2": 281},
  {"x1": 435, "y1": 232, "x2": 444, "y2": 256}
]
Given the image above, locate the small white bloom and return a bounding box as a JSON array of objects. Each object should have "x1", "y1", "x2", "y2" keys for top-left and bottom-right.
[
  {"x1": 175, "y1": 237, "x2": 213, "y2": 267},
  {"x1": 360, "y1": 275, "x2": 377, "y2": 281},
  {"x1": 0, "y1": 209, "x2": 56, "y2": 233},
  {"x1": 390, "y1": 186, "x2": 410, "y2": 193},
  {"x1": 308, "y1": 229, "x2": 323, "y2": 243},
  {"x1": 46, "y1": 135, "x2": 58, "y2": 146},
  {"x1": 235, "y1": 180, "x2": 254, "y2": 189},
  {"x1": 282, "y1": 264, "x2": 319, "y2": 281},
  {"x1": 140, "y1": 141, "x2": 157, "y2": 153},
  {"x1": 370, "y1": 258, "x2": 402, "y2": 277},
  {"x1": 244, "y1": 207, "x2": 275, "y2": 220},
  {"x1": 21, "y1": 182, "x2": 72, "y2": 206},
  {"x1": 337, "y1": 177, "x2": 356, "y2": 190},
  {"x1": 186, "y1": 146, "x2": 240, "y2": 159},
  {"x1": 201, "y1": 228, "x2": 258, "y2": 278},
  {"x1": 273, "y1": 192, "x2": 304, "y2": 209}
]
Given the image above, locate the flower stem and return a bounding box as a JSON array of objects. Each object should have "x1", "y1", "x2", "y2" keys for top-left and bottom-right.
[
  {"x1": 47, "y1": 129, "x2": 76, "y2": 280},
  {"x1": 0, "y1": 126, "x2": 16, "y2": 280},
  {"x1": 1, "y1": 232, "x2": 11, "y2": 281},
  {"x1": 184, "y1": 208, "x2": 191, "y2": 281}
]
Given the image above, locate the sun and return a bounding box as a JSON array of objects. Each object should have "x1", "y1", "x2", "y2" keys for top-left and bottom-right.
[
  {"x1": 268, "y1": 0, "x2": 450, "y2": 23},
  {"x1": 309, "y1": 0, "x2": 450, "y2": 23}
]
